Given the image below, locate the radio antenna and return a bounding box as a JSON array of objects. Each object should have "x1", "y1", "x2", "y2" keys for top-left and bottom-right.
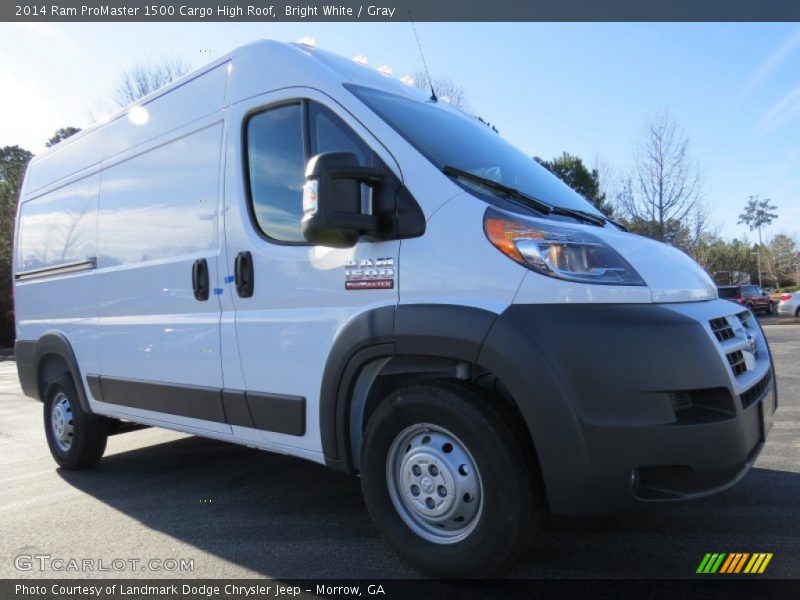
[{"x1": 409, "y1": 11, "x2": 437, "y2": 102}]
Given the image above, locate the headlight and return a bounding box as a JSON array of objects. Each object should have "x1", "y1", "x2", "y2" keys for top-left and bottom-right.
[{"x1": 483, "y1": 207, "x2": 645, "y2": 285}]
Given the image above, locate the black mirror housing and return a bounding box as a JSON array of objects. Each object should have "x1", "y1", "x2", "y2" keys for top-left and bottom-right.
[{"x1": 301, "y1": 152, "x2": 383, "y2": 248}]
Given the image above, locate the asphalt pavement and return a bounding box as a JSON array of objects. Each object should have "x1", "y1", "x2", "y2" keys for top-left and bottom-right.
[{"x1": 1, "y1": 323, "x2": 798, "y2": 579}]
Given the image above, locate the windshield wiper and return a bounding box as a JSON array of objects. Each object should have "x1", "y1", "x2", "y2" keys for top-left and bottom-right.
[
  {"x1": 549, "y1": 206, "x2": 606, "y2": 227},
  {"x1": 443, "y1": 166, "x2": 610, "y2": 227},
  {"x1": 605, "y1": 217, "x2": 628, "y2": 232},
  {"x1": 442, "y1": 166, "x2": 551, "y2": 215},
  {"x1": 557, "y1": 208, "x2": 628, "y2": 231}
]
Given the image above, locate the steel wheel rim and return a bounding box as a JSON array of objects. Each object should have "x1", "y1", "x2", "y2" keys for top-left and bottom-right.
[
  {"x1": 386, "y1": 423, "x2": 483, "y2": 545},
  {"x1": 50, "y1": 392, "x2": 74, "y2": 452}
]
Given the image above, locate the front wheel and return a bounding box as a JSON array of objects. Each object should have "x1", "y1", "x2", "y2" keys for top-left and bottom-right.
[
  {"x1": 43, "y1": 373, "x2": 109, "y2": 470},
  {"x1": 360, "y1": 380, "x2": 542, "y2": 577}
]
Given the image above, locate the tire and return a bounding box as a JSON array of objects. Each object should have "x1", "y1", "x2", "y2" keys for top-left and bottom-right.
[
  {"x1": 360, "y1": 380, "x2": 543, "y2": 578},
  {"x1": 43, "y1": 372, "x2": 108, "y2": 470},
  {"x1": 767, "y1": 302, "x2": 774, "y2": 315}
]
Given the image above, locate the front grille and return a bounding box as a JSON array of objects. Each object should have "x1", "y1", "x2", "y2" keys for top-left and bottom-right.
[
  {"x1": 736, "y1": 312, "x2": 751, "y2": 329},
  {"x1": 727, "y1": 350, "x2": 747, "y2": 376},
  {"x1": 710, "y1": 317, "x2": 735, "y2": 342},
  {"x1": 709, "y1": 313, "x2": 762, "y2": 378},
  {"x1": 740, "y1": 371, "x2": 772, "y2": 409}
]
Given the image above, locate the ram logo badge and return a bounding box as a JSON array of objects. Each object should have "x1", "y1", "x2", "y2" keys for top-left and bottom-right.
[{"x1": 345, "y1": 258, "x2": 395, "y2": 290}]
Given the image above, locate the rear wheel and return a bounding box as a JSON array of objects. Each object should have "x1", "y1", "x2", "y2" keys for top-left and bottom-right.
[
  {"x1": 360, "y1": 380, "x2": 543, "y2": 577},
  {"x1": 767, "y1": 302, "x2": 774, "y2": 315},
  {"x1": 43, "y1": 372, "x2": 108, "y2": 470}
]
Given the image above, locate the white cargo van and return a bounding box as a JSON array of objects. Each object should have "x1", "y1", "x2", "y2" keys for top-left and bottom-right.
[{"x1": 13, "y1": 40, "x2": 777, "y2": 577}]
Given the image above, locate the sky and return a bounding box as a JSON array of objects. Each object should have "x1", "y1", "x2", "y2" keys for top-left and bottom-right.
[{"x1": 1, "y1": 22, "x2": 799, "y2": 240}]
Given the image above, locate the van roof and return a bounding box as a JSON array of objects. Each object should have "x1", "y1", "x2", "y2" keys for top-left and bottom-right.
[
  {"x1": 22, "y1": 39, "x2": 433, "y2": 197},
  {"x1": 29, "y1": 39, "x2": 424, "y2": 167}
]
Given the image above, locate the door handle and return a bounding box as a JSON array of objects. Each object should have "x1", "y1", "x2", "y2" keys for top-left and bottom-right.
[
  {"x1": 192, "y1": 258, "x2": 209, "y2": 301},
  {"x1": 234, "y1": 251, "x2": 254, "y2": 298}
]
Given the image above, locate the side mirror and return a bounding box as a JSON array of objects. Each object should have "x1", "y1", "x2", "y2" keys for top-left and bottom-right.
[{"x1": 301, "y1": 152, "x2": 384, "y2": 248}]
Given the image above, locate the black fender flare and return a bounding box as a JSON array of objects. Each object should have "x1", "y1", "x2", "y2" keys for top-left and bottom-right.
[
  {"x1": 319, "y1": 304, "x2": 497, "y2": 472},
  {"x1": 15, "y1": 332, "x2": 93, "y2": 414},
  {"x1": 477, "y1": 310, "x2": 598, "y2": 515},
  {"x1": 319, "y1": 303, "x2": 597, "y2": 514}
]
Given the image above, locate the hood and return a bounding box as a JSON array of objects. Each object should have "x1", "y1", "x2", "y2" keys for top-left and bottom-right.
[{"x1": 599, "y1": 227, "x2": 717, "y2": 303}]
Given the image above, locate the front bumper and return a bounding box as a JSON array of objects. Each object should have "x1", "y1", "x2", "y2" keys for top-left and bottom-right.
[
  {"x1": 582, "y1": 373, "x2": 774, "y2": 506},
  {"x1": 478, "y1": 299, "x2": 777, "y2": 515}
]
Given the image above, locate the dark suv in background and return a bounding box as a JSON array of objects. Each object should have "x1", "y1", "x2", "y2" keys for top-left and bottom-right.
[{"x1": 718, "y1": 285, "x2": 774, "y2": 314}]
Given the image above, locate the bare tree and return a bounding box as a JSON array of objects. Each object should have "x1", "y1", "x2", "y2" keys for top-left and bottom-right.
[
  {"x1": 687, "y1": 202, "x2": 720, "y2": 270},
  {"x1": 412, "y1": 70, "x2": 469, "y2": 111},
  {"x1": 690, "y1": 201, "x2": 716, "y2": 244},
  {"x1": 88, "y1": 56, "x2": 192, "y2": 122},
  {"x1": 112, "y1": 56, "x2": 192, "y2": 107},
  {"x1": 621, "y1": 110, "x2": 704, "y2": 243}
]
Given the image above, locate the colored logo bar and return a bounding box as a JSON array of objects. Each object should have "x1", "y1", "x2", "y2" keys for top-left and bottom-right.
[{"x1": 696, "y1": 553, "x2": 773, "y2": 574}]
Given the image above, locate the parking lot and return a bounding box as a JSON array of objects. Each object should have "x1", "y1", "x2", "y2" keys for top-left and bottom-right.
[{"x1": 0, "y1": 322, "x2": 798, "y2": 579}]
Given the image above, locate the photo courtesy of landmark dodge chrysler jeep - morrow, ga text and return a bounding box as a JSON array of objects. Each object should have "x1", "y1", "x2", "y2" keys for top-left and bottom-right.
[{"x1": 12, "y1": 40, "x2": 777, "y2": 577}]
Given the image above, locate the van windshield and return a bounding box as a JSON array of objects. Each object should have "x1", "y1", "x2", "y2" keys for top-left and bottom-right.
[{"x1": 348, "y1": 85, "x2": 603, "y2": 217}]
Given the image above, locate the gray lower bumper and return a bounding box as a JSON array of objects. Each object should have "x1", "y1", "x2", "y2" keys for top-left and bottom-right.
[{"x1": 478, "y1": 299, "x2": 777, "y2": 514}]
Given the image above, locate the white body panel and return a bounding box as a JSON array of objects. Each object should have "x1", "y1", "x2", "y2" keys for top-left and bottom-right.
[
  {"x1": 398, "y1": 193, "x2": 526, "y2": 313},
  {"x1": 15, "y1": 170, "x2": 103, "y2": 385},
  {"x1": 24, "y1": 128, "x2": 106, "y2": 195},
  {"x1": 16, "y1": 60, "x2": 232, "y2": 433},
  {"x1": 95, "y1": 122, "x2": 224, "y2": 389}
]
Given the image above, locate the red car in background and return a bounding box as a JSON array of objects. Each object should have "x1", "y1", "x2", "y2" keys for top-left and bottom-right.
[{"x1": 718, "y1": 285, "x2": 774, "y2": 314}]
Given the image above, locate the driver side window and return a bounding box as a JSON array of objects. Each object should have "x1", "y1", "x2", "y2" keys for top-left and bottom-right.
[
  {"x1": 309, "y1": 103, "x2": 372, "y2": 164},
  {"x1": 245, "y1": 101, "x2": 377, "y2": 244}
]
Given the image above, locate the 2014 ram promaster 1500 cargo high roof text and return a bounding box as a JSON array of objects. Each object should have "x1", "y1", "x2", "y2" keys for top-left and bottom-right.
[{"x1": 12, "y1": 40, "x2": 777, "y2": 577}]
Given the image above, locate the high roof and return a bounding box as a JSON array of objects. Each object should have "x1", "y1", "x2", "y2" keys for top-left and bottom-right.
[
  {"x1": 223, "y1": 39, "x2": 427, "y2": 106},
  {"x1": 30, "y1": 39, "x2": 427, "y2": 166}
]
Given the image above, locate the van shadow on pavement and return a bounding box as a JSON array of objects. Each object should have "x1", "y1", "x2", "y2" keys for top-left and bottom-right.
[{"x1": 57, "y1": 433, "x2": 800, "y2": 579}]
